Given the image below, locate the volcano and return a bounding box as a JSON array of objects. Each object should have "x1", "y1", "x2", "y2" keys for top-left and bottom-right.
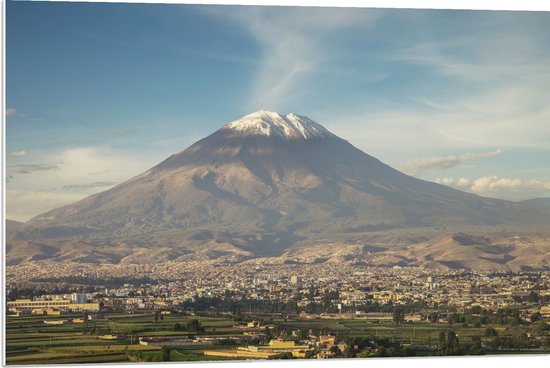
[{"x1": 7, "y1": 110, "x2": 550, "y2": 269}]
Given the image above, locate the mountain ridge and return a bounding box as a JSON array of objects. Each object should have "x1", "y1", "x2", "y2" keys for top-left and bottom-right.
[{"x1": 520, "y1": 197, "x2": 550, "y2": 208}]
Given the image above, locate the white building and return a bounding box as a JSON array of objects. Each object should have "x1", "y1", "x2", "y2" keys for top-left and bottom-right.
[{"x1": 71, "y1": 293, "x2": 86, "y2": 304}]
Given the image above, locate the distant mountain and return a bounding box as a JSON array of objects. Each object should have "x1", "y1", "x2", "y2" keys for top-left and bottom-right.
[
  {"x1": 7, "y1": 110, "x2": 550, "y2": 270},
  {"x1": 520, "y1": 198, "x2": 550, "y2": 208},
  {"x1": 6, "y1": 219, "x2": 24, "y2": 232},
  {"x1": 394, "y1": 233, "x2": 550, "y2": 272}
]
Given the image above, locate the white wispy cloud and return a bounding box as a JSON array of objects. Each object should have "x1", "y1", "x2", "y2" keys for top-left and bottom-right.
[
  {"x1": 400, "y1": 149, "x2": 501, "y2": 175},
  {"x1": 323, "y1": 14, "x2": 550, "y2": 163},
  {"x1": 6, "y1": 108, "x2": 16, "y2": 118},
  {"x1": 6, "y1": 189, "x2": 86, "y2": 223},
  {"x1": 434, "y1": 176, "x2": 550, "y2": 201},
  {"x1": 7, "y1": 163, "x2": 60, "y2": 175},
  {"x1": 8, "y1": 150, "x2": 28, "y2": 157},
  {"x1": 208, "y1": 7, "x2": 381, "y2": 111},
  {"x1": 327, "y1": 67, "x2": 550, "y2": 160},
  {"x1": 5, "y1": 146, "x2": 161, "y2": 221},
  {"x1": 62, "y1": 181, "x2": 117, "y2": 191}
]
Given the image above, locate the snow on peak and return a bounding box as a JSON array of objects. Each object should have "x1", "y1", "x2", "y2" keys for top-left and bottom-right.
[{"x1": 223, "y1": 110, "x2": 333, "y2": 140}]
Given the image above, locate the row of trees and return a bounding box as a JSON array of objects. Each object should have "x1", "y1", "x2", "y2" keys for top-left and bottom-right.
[
  {"x1": 173, "y1": 319, "x2": 205, "y2": 333},
  {"x1": 126, "y1": 346, "x2": 170, "y2": 362},
  {"x1": 390, "y1": 305, "x2": 544, "y2": 328},
  {"x1": 7, "y1": 286, "x2": 98, "y2": 300}
]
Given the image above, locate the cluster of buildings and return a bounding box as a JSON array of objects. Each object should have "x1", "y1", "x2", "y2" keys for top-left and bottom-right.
[
  {"x1": 7, "y1": 293, "x2": 101, "y2": 316},
  {"x1": 6, "y1": 259, "x2": 550, "y2": 319},
  {"x1": 205, "y1": 334, "x2": 350, "y2": 359}
]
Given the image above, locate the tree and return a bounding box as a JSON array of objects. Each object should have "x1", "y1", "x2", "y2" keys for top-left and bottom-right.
[
  {"x1": 438, "y1": 330, "x2": 461, "y2": 354},
  {"x1": 160, "y1": 346, "x2": 170, "y2": 361},
  {"x1": 229, "y1": 303, "x2": 240, "y2": 316},
  {"x1": 392, "y1": 308, "x2": 405, "y2": 324},
  {"x1": 471, "y1": 336, "x2": 482, "y2": 349},
  {"x1": 186, "y1": 319, "x2": 204, "y2": 334},
  {"x1": 343, "y1": 346, "x2": 354, "y2": 358},
  {"x1": 126, "y1": 351, "x2": 145, "y2": 362},
  {"x1": 485, "y1": 327, "x2": 498, "y2": 337},
  {"x1": 537, "y1": 321, "x2": 550, "y2": 333},
  {"x1": 530, "y1": 312, "x2": 542, "y2": 323},
  {"x1": 329, "y1": 345, "x2": 343, "y2": 357},
  {"x1": 264, "y1": 326, "x2": 273, "y2": 343},
  {"x1": 297, "y1": 328, "x2": 309, "y2": 340},
  {"x1": 372, "y1": 346, "x2": 389, "y2": 357},
  {"x1": 528, "y1": 291, "x2": 540, "y2": 303},
  {"x1": 154, "y1": 312, "x2": 159, "y2": 322},
  {"x1": 279, "y1": 328, "x2": 290, "y2": 340},
  {"x1": 274, "y1": 323, "x2": 289, "y2": 338},
  {"x1": 446, "y1": 330, "x2": 459, "y2": 349},
  {"x1": 173, "y1": 322, "x2": 184, "y2": 331},
  {"x1": 439, "y1": 331, "x2": 447, "y2": 347},
  {"x1": 277, "y1": 352, "x2": 293, "y2": 359},
  {"x1": 470, "y1": 306, "x2": 482, "y2": 315}
]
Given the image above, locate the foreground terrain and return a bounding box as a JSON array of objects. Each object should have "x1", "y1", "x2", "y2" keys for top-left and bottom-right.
[
  {"x1": 6, "y1": 262, "x2": 550, "y2": 363},
  {"x1": 6, "y1": 307, "x2": 550, "y2": 364}
]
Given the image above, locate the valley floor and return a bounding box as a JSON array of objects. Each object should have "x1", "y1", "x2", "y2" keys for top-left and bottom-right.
[{"x1": 5, "y1": 311, "x2": 550, "y2": 364}]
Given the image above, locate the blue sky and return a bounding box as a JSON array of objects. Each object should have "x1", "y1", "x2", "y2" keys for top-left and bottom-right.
[{"x1": 6, "y1": 1, "x2": 550, "y2": 221}]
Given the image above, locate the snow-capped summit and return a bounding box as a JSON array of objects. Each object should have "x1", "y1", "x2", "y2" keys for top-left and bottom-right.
[{"x1": 223, "y1": 110, "x2": 334, "y2": 140}]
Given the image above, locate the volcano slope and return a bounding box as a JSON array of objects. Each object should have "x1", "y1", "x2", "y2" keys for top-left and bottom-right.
[{"x1": 7, "y1": 110, "x2": 550, "y2": 270}]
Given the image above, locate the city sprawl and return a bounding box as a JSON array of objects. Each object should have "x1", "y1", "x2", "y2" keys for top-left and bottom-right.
[{"x1": 5, "y1": 260, "x2": 550, "y2": 363}]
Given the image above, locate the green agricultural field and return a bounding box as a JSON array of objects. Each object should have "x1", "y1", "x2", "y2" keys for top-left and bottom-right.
[
  {"x1": 5, "y1": 312, "x2": 240, "y2": 365},
  {"x1": 339, "y1": 319, "x2": 529, "y2": 344},
  {"x1": 6, "y1": 311, "x2": 549, "y2": 364},
  {"x1": 279, "y1": 320, "x2": 351, "y2": 332},
  {"x1": 6, "y1": 316, "x2": 130, "y2": 364}
]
